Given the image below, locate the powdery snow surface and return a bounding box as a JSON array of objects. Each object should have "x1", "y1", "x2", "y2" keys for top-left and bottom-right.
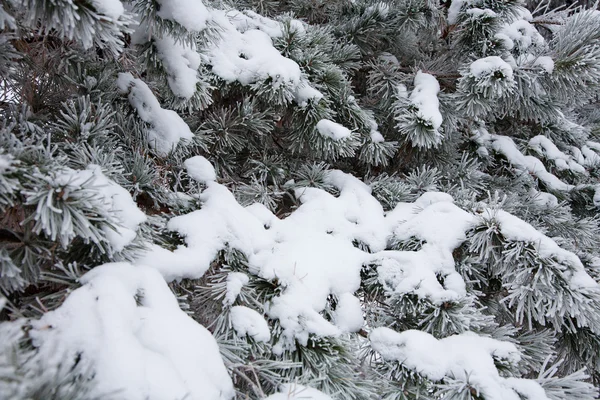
[
  {"x1": 155, "y1": 0, "x2": 210, "y2": 31},
  {"x1": 316, "y1": 119, "x2": 353, "y2": 141},
  {"x1": 185, "y1": 155, "x2": 217, "y2": 183},
  {"x1": 469, "y1": 56, "x2": 514, "y2": 79},
  {"x1": 117, "y1": 73, "x2": 193, "y2": 156},
  {"x1": 370, "y1": 328, "x2": 550, "y2": 400},
  {"x1": 230, "y1": 305, "x2": 271, "y2": 342},
  {"x1": 54, "y1": 165, "x2": 146, "y2": 252},
  {"x1": 264, "y1": 384, "x2": 333, "y2": 400},
  {"x1": 30, "y1": 263, "x2": 235, "y2": 400},
  {"x1": 491, "y1": 209, "x2": 597, "y2": 289},
  {"x1": 410, "y1": 71, "x2": 443, "y2": 132},
  {"x1": 90, "y1": 0, "x2": 125, "y2": 20},
  {"x1": 138, "y1": 159, "x2": 597, "y2": 358},
  {"x1": 154, "y1": 36, "x2": 201, "y2": 99}
]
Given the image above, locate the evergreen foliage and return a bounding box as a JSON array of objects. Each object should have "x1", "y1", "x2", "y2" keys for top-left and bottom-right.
[{"x1": 1, "y1": 0, "x2": 600, "y2": 399}]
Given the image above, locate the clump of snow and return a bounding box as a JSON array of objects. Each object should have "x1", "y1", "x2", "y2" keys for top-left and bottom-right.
[
  {"x1": 489, "y1": 209, "x2": 597, "y2": 289},
  {"x1": 332, "y1": 293, "x2": 364, "y2": 333},
  {"x1": 528, "y1": 135, "x2": 586, "y2": 174},
  {"x1": 30, "y1": 263, "x2": 235, "y2": 400},
  {"x1": 316, "y1": 120, "x2": 353, "y2": 141},
  {"x1": 138, "y1": 167, "x2": 597, "y2": 350},
  {"x1": 117, "y1": 73, "x2": 194, "y2": 156},
  {"x1": 154, "y1": 36, "x2": 202, "y2": 99},
  {"x1": 54, "y1": 165, "x2": 146, "y2": 252},
  {"x1": 489, "y1": 134, "x2": 573, "y2": 191},
  {"x1": 466, "y1": 8, "x2": 497, "y2": 19},
  {"x1": 0, "y1": 153, "x2": 14, "y2": 174},
  {"x1": 224, "y1": 272, "x2": 250, "y2": 306},
  {"x1": 185, "y1": 156, "x2": 217, "y2": 184},
  {"x1": 156, "y1": 0, "x2": 210, "y2": 31},
  {"x1": 499, "y1": 20, "x2": 545, "y2": 52},
  {"x1": 447, "y1": 0, "x2": 469, "y2": 24},
  {"x1": 294, "y1": 80, "x2": 324, "y2": 106},
  {"x1": 370, "y1": 328, "x2": 550, "y2": 400},
  {"x1": 410, "y1": 71, "x2": 443, "y2": 132},
  {"x1": 469, "y1": 56, "x2": 514, "y2": 80},
  {"x1": 534, "y1": 56, "x2": 554, "y2": 74},
  {"x1": 265, "y1": 384, "x2": 333, "y2": 400},
  {"x1": 230, "y1": 305, "x2": 270, "y2": 342},
  {"x1": 90, "y1": 0, "x2": 125, "y2": 20}
]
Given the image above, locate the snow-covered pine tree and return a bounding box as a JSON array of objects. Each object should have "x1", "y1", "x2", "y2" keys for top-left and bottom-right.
[{"x1": 1, "y1": 0, "x2": 600, "y2": 399}]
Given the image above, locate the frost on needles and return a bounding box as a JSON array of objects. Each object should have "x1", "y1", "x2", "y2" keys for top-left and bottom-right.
[{"x1": 2, "y1": 0, "x2": 600, "y2": 399}]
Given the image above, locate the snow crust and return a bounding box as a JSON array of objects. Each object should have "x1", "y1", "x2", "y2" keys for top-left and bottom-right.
[
  {"x1": 185, "y1": 155, "x2": 217, "y2": 183},
  {"x1": 55, "y1": 165, "x2": 146, "y2": 252},
  {"x1": 230, "y1": 305, "x2": 271, "y2": 342},
  {"x1": 370, "y1": 328, "x2": 549, "y2": 400},
  {"x1": 316, "y1": 119, "x2": 353, "y2": 141},
  {"x1": 117, "y1": 73, "x2": 193, "y2": 156},
  {"x1": 410, "y1": 71, "x2": 443, "y2": 132},
  {"x1": 30, "y1": 263, "x2": 234, "y2": 400}
]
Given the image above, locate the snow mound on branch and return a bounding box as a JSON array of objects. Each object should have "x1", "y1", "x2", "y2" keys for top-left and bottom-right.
[
  {"x1": 139, "y1": 160, "x2": 597, "y2": 350},
  {"x1": 185, "y1": 155, "x2": 217, "y2": 183},
  {"x1": 470, "y1": 56, "x2": 514, "y2": 79},
  {"x1": 410, "y1": 71, "x2": 443, "y2": 132},
  {"x1": 154, "y1": 36, "x2": 202, "y2": 100},
  {"x1": 90, "y1": 0, "x2": 125, "y2": 20},
  {"x1": 155, "y1": 0, "x2": 210, "y2": 31},
  {"x1": 316, "y1": 120, "x2": 353, "y2": 141},
  {"x1": 370, "y1": 328, "x2": 550, "y2": 400},
  {"x1": 55, "y1": 165, "x2": 146, "y2": 252},
  {"x1": 117, "y1": 73, "x2": 193, "y2": 156},
  {"x1": 30, "y1": 263, "x2": 235, "y2": 400},
  {"x1": 224, "y1": 272, "x2": 249, "y2": 306},
  {"x1": 265, "y1": 384, "x2": 333, "y2": 400},
  {"x1": 230, "y1": 306, "x2": 271, "y2": 342}
]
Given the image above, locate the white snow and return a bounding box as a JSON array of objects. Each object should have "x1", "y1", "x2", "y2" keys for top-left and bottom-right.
[
  {"x1": 0, "y1": 153, "x2": 13, "y2": 174},
  {"x1": 370, "y1": 328, "x2": 550, "y2": 400},
  {"x1": 154, "y1": 36, "x2": 202, "y2": 99},
  {"x1": 499, "y1": 20, "x2": 545, "y2": 51},
  {"x1": 490, "y1": 209, "x2": 598, "y2": 289},
  {"x1": 137, "y1": 167, "x2": 597, "y2": 351},
  {"x1": 224, "y1": 272, "x2": 249, "y2": 306},
  {"x1": 156, "y1": 0, "x2": 210, "y2": 31},
  {"x1": 265, "y1": 384, "x2": 333, "y2": 400},
  {"x1": 185, "y1": 156, "x2": 217, "y2": 183},
  {"x1": 230, "y1": 305, "x2": 270, "y2": 342},
  {"x1": 30, "y1": 263, "x2": 235, "y2": 400},
  {"x1": 489, "y1": 134, "x2": 573, "y2": 191},
  {"x1": 469, "y1": 56, "x2": 514, "y2": 79},
  {"x1": 410, "y1": 71, "x2": 443, "y2": 132},
  {"x1": 90, "y1": 0, "x2": 125, "y2": 20},
  {"x1": 316, "y1": 120, "x2": 353, "y2": 141},
  {"x1": 528, "y1": 135, "x2": 586, "y2": 174},
  {"x1": 332, "y1": 293, "x2": 364, "y2": 333},
  {"x1": 54, "y1": 165, "x2": 146, "y2": 252},
  {"x1": 533, "y1": 56, "x2": 554, "y2": 74},
  {"x1": 117, "y1": 73, "x2": 194, "y2": 156},
  {"x1": 447, "y1": 0, "x2": 469, "y2": 24}
]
